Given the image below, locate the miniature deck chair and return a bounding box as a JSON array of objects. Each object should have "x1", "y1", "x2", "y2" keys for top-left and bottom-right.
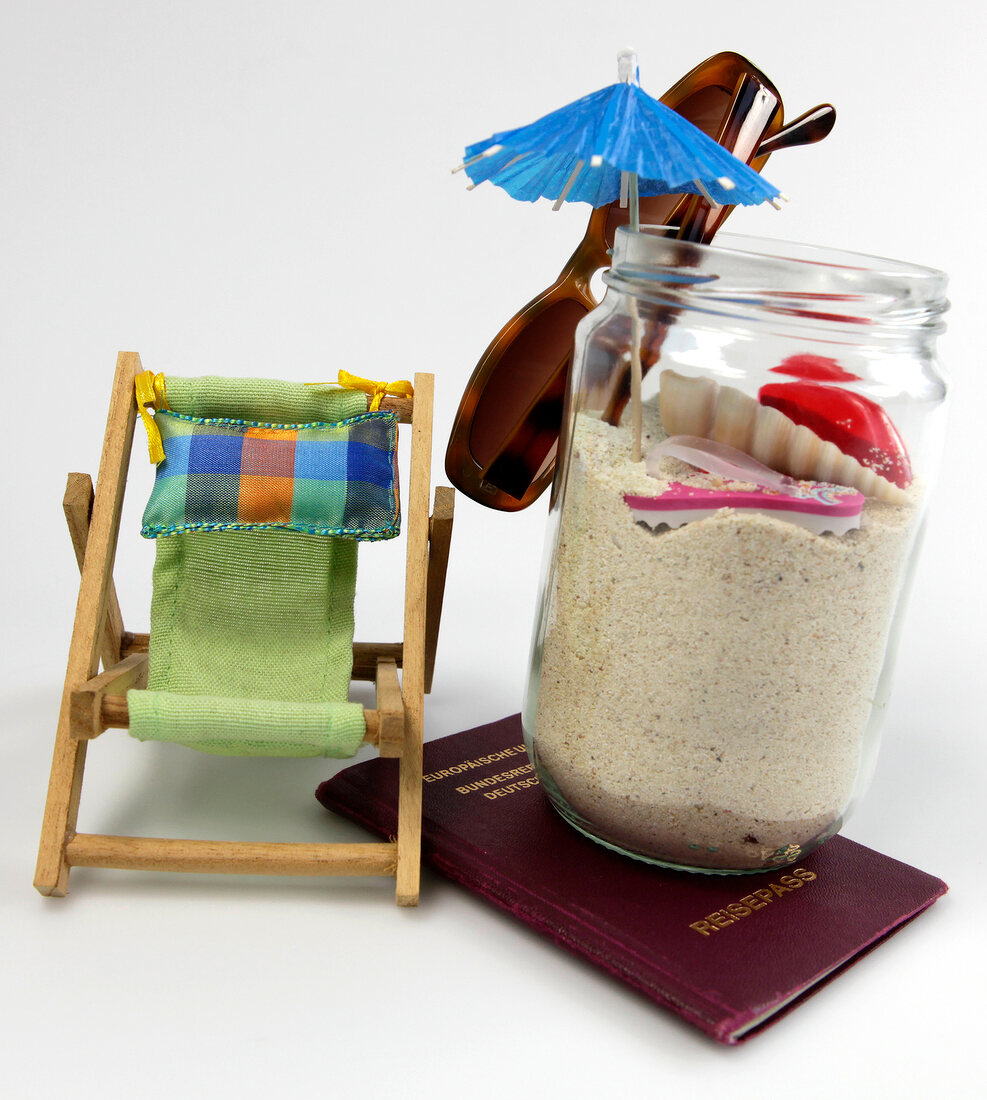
[{"x1": 35, "y1": 352, "x2": 454, "y2": 905}]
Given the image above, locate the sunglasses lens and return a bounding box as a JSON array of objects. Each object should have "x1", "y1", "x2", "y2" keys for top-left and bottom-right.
[
  {"x1": 602, "y1": 85, "x2": 733, "y2": 247},
  {"x1": 676, "y1": 84, "x2": 734, "y2": 138},
  {"x1": 468, "y1": 298, "x2": 590, "y2": 477}
]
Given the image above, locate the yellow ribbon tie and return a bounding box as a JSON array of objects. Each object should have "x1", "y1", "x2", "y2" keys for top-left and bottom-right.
[
  {"x1": 134, "y1": 371, "x2": 169, "y2": 464},
  {"x1": 336, "y1": 370, "x2": 414, "y2": 411}
]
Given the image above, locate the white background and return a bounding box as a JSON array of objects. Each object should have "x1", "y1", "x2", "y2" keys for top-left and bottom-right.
[{"x1": 2, "y1": 2, "x2": 984, "y2": 1096}]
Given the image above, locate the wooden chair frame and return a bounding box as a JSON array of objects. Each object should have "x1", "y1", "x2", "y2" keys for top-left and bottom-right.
[{"x1": 35, "y1": 351, "x2": 454, "y2": 906}]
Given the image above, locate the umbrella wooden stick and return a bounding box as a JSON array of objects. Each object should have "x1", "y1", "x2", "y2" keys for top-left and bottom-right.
[
  {"x1": 630, "y1": 294, "x2": 644, "y2": 463},
  {"x1": 621, "y1": 46, "x2": 643, "y2": 461},
  {"x1": 629, "y1": 169, "x2": 643, "y2": 460}
]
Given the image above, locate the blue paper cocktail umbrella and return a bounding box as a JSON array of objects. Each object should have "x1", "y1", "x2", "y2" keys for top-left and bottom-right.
[
  {"x1": 455, "y1": 49, "x2": 787, "y2": 461},
  {"x1": 456, "y1": 49, "x2": 785, "y2": 229}
]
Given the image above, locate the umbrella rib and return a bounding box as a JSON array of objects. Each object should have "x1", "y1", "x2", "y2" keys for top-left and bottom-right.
[
  {"x1": 501, "y1": 152, "x2": 530, "y2": 171},
  {"x1": 693, "y1": 178, "x2": 718, "y2": 205},
  {"x1": 552, "y1": 159, "x2": 585, "y2": 211},
  {"x1": 461, "y1": 149, "x2": 533, "y2": 192},
  {"x1": 452, "y1": 150, "x2": 491, "y2": 174},
  {"x1": 453, "y1": 144, "x2": 507, "y2": 175}
]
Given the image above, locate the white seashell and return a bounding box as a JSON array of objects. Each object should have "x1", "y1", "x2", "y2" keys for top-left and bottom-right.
[
  {"x1": 658, "y1": 369, "x2": 717, "y2": 436},
  {"x1": 812, "y1": 439, "x2": 845, "y2": 483},
  {"x1": 658, "y1": 369, "x2": 909, "y2": 504},
  {"x1": 787, "y1": 424, "x2": 820, "y2": 480},
  {"x1": 834, "y1": 451, "x2": 862, "y2": 487},
  {"x1": 711, "y1": 385, "x2": 757, "y2": 452},
  {"x1": 749, "y1": 403, "x2": 795, "y2": 470}
]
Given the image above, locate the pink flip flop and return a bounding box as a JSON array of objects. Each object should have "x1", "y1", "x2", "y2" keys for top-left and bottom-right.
[{"x1": 625, "y1": 481, "x2": 865, "y2": 536}]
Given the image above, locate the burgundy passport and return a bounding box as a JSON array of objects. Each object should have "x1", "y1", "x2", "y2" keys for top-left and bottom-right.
[{"x1": 316, "y1": 713, "x2": 947, "y2": 1044}]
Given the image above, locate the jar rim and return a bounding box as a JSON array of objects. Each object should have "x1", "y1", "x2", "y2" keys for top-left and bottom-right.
[
  {"x1": 604, "y1": 227, "x2": 949, "y2": 339},
  {"x1": 612, "y1": 225, "x2": 948, "y2": 285}
]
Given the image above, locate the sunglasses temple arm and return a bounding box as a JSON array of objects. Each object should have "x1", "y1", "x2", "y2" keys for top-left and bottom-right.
[
  {"x1": 676, "y1": 76, "x2": 781, "y2": 244},
  {"x1": 756, "y1": 103, "x2": 836, "y2": 155},
  {"x1": 603, "y1": 81, "x2": 781, "y2": 423}
]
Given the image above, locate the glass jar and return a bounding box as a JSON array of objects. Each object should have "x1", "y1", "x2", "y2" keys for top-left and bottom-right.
[{"x1": 523, "y1": 227, "x2": 949, "y2": 873}]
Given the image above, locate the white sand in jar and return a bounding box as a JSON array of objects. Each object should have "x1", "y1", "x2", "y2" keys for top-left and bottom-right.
[{"x1": 530, "y1": 405, "x2": 919, "y2": 871}]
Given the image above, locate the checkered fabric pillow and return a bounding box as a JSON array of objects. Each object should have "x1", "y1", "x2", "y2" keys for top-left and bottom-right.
[{"x1": 141, "y1": 409, "x2": 400, "y2": 540}]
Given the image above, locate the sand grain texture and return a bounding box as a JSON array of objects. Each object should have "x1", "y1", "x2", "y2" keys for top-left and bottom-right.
[{"x1": 531, "y1": 408, "x2": 918, "y2": 870}]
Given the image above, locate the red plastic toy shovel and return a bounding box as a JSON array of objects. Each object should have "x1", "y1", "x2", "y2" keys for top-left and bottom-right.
[{"x1": 759, "y1": 368, "x2": 912, "y2": 489}]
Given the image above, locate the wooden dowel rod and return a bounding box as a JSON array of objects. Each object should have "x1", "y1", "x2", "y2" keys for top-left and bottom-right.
[
  {"x1": 100, "y1": 696, "x2": 130, "y2": 727},
  {"x1": 70, "y1": 635, "x2": 403, "y2": 673},
  {"x1": 65, "y1": 834, "x2": 397, "y2": 876},
  {"x1": 378, "y1": 395, "x2": 413, "y2": 422},
  {"x1": 98, "y1": 696, "x2": 381, "y2": 744},
  {"x1": 352, "y1": 642, "x2": 404, "y2": 681},
  {"x1": 71, "y1": 652, "x2": 149, "y2": 740},
  {"x1": 364, "y1": 710, "x2": 380, "y2": 743}
]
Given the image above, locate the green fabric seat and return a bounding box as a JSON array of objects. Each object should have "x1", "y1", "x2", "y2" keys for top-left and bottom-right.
[{"x1": 127, "y1": 376, "x2": 373, "y2": 758}]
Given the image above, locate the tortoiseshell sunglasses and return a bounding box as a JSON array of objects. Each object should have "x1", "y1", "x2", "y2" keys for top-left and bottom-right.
[{"x1": 445, "y1": 51, "x2": 835, "y2": 511}]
